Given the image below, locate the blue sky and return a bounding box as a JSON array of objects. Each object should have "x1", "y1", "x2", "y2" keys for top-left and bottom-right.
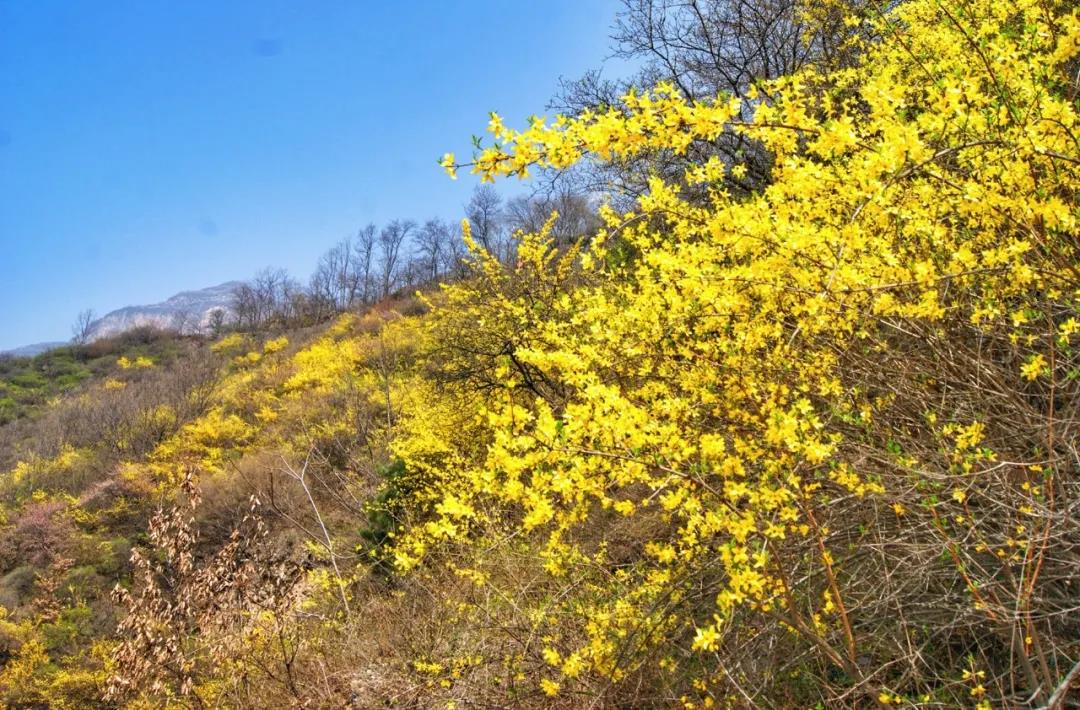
[{"x1": 0, "y1": 1, "x2": 624, "y2": 351}]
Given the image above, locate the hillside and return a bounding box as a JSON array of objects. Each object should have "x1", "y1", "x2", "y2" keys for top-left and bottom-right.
[
  {"x1": 0, "y1": 329, "x2": 190, "y2": 426},
  {"x1": 1, "y1": 0, "x2": 1078, "y2": 707}
]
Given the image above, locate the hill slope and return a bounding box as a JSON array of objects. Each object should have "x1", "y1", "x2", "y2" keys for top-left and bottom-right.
[{"x1": 0, "y1": 0, "x2": 1078, "y2": 707}]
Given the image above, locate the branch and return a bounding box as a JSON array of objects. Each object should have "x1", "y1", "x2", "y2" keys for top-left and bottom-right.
[{"x1": 1038, "y1": 659, "x2": 1080, "y2": 710}]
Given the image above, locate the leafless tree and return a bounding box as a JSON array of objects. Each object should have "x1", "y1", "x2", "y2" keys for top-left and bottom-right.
[
  {"x1": 416, "y1": 218, "x2": 453, "y2": 283},
  {"x1": 377, "y1": 219, "x2": 415, "y2": 298},
  {"x1": 251, "y1": 268, "x2": 297, "y2": 327},
  {"x1": 170, "y1": 307, "x2": 195, "y2": 335},
  {"x1": 353, "y1": 224, "x2": 377, "y2": 305},
  {"x1": 442, "y1": 222, "x2": 470, "y2": 279},
  {"x1": 71, "y1": 309, "x2": 96, "y2": 345},
  {"x1": 466, "y1": 185, "x2": 509, "y2": 261},
  {"x1": 305, "y1": 267, "x2": 337, "y2": 324},
  {"x1": 310, "y1": 229, "x2": 373, "y2": 312},
  {"x1": 547, "y1": 0, "x2": 883, "y2": 200},
  {"x1": 609, "y1": 0, "x2": 855, "y2": 102},
  {"x1": 275, "y1": 274, "x2": 304, "y2": 326},
  {"x1": 230, "y1": 268, "x2": 300, "y2": 330},
  {"x1": 506, "y1": 190, "x2": 600, "y2": 247},
  {"x1": 206, "y1": 308, "x2": 227, "y2": 337},
  {"x1": 309, "y1": 241, "x2": 345, "y2": 312},
  {"x1": 229, "y1": 283, "x2": 260, "y2": 331}
]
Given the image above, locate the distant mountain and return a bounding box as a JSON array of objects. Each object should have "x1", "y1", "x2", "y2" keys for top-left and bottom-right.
[
  {"x1": 85, "y1": 281, "x2": 241, "y2": 340},
  {"x1": 1, "y1": 341, "x2": 67, "y2": 358}
]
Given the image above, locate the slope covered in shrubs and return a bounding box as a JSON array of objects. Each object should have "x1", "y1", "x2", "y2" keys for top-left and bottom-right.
[{"x1": 1, "y1": 0, "x2": 1078, "y2": 706}]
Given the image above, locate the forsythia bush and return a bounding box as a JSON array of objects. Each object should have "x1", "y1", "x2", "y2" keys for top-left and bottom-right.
[{"x1": 395, "y1": 0, "x2": 1080, "y2": 705}]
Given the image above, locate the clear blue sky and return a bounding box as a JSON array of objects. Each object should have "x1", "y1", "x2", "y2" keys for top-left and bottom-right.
[{"x1": 0, "y1": 1, "x2": 624, "y2": 351}]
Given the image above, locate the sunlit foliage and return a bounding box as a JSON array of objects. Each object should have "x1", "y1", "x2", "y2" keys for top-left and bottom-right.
[
  {"x1": 1, "y1": 0, "x2": 1078, "y2": 706},
  {"x1": 397, "y1": 0, "x2": 1080, "y2": 704}
]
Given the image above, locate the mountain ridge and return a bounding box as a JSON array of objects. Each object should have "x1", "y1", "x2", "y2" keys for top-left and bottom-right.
[
  {"x1": 0, "y1": 341, "x2": 68, "y2": 358},
  {"x1": 3, "y1": 281, "x2": 241, "y2": 356},
  {"x1": 84, "y1": 281, "x2": 241, "y2": 341}
]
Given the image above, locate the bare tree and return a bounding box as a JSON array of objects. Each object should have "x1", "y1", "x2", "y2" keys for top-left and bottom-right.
[
  {"x1": 377, "y1": 219, "x2": 415, "y2": 298},
  {"x1": 276, "y1": 274, "x2": 304, "y2": 326},
  {"x1": 306, "y1": 268, "x2": 335, "y2": 323},
  {"x1": 170, "y1": 307, "x2": 195, "y2": 335},
  {"x1": 206, "y1": 308, "x2": 227, "y2": 337},
  {"x1": 547, "y1": 0, "x2": 882, "y2": 201},
  {"x1": 466, "y1": 186, "x2": 507, "y2": 261},
  {"x1": 332, "y1": 238, "x2": 359, "y2": 307},
  {"x1": 309, "y1": 242, "x2": 342, "y2": 313},
  {"x1": 229, "y1": 283, "x2": 260, "y2": 331},
  {"x1": 506, "y1": 190, "x2": 600, "y2": 247},
  {"x1": 71, "y1": 309, "x2": 96, "y2": 345},
  {"x1": 250, "y1": 267, "x2": 298, "y2": 327},
  {"x1": 310, "y1": 231, "x2": 369, "y2": 312},
  {"x1": 229, "y1": 269, "x2": 297, "y2": 330},
  {"x1": 353, "y1": 224, "x2": 377, "y2": 305},
  {"x1": 608, "y1": 0, "x2": 847, "y2": 103},
  {"x1": 442, "y1": 222, "x2": 470, "y2": 279},
  {"x1": 416, "y1": 218, "x2": 453, "y2": 283}
]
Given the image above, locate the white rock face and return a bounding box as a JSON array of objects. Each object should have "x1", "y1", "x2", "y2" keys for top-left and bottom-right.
[{"x1": 86, "y1": 282, "x2": 242, "y2": 340}]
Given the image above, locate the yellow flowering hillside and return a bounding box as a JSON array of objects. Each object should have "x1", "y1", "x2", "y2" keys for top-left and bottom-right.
[{"x1": 0, "y1": 0, "x2": 1077, "y2": 707}]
